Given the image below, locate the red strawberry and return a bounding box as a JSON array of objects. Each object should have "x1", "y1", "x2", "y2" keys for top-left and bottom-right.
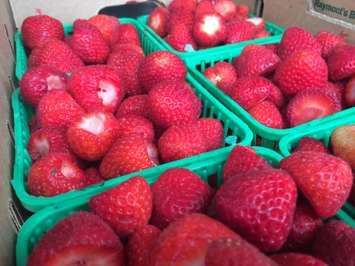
[
  {"x1": 67, "y1": 112, "x2": 119, "y2": 161},
  {"x1": 70, "y1": 19, "x2": 110, "y2": 64},
  {"x1": 147, "y1": 7, "x2": 169, "y2": 37},
  {"x1": 255, "y1": 29, "x2": 271, "y2": 39},
  {"x1": 280, "y1": 151, "x2": 353, "y2": 218},
  {"x1": 277, "y1": 27, "x2": 321, "y2": 60},
  {"x1": 222, "y1": 145, "x2": 271, "y2": 183},
  {"x1": 196, "y1": 118, "x2": 223, "y2": 151},
  {"x1": 115, "y1": 95, "x2": 149, "y2": 118},
  {"x1": 225, "y1": 20, "x2": 255, "y2": 44},
  {"x1": 89, "y1": 176, "x2": 152, "y2": 236},
  {"x1": 205, "y1": 238, "x2": 278, "y2": 266},
  {"x1": 213, "y1": 0, "x2": 237, "y2": 20},
  {"x1": 344, "y1": 76, "x2": 355, "y2": 107},
  {"x1": 148, "y1": 81, "x2": 201, "y2": 129},
  {"x1": 193, "y1": 12, "x2": 227, "y2": 47},
  {"x1": 203, "y1": 61, "x2": 238, "y2": 95},
  {"x1": 294, "y1": 137, "x2": 328, "y2": 154},
  {"x1": 246, "y1": 17, "x2": 266, "y2": 33},
  {"x1": 88, "y1": 15, "x2": 120, "y2": 46},
  {"x1": 150, "y1": 213, "x2": 237, "y2": 265},
  {"x1": 116, "y1": 24, "x2": 141, "y2": 46},
  {"x1": 195, "y1": 0, "x2": 215, "y2": 18},
  {"x1": 233, "y1": 44, "x2": 280, "y2": 78},
  {"x1": 167, "y1": 9, "x2": 195, "y2": 33},
  {"x1": 116, "y1": 114, "x2": 155, "y2": 142},
  {"x1": 151, "y1": 168, "x2": 213, "y2": 228},
  {"x1": 20, "y1": 66, "x2": 67, "y2": 107},
  {"x1": 37, "y1": 90, "x2": 85, "y2": 128},
  {"x1": 249, "y1": 100, "x2": 285, "y2": 129},
  {"x1": 28, "y1": 40, "x2": 84, "y2": 73},
  {"x1": 126, "y1": 225, "x2": 161, "y2": 266},
  {"x1": 138, "y1": 51, "x2": 187, "y2": 92},
  {"x1": 271, "y1": 253, "x2": 327, "y2": 266},
  {"x1": 27, "y1": 153, "x2": 86, "y2": 196},
  {"x1": 215, "y1": 169, "x2": 297, "y2": 252},
  {"x1": 236, "y1": 4, "x2": 249, "y2": 17},
  {"x1": 21, "y1": 15, "x2": 64, "y2": 49},
  {"x1": 168, "y1": 0, "x2": 197, "y2": 13},
  {"x1": 27, "y1": 211, "x2": 124, "y2": 266},
  {"x1": 112, "y1": 42, "x2": 143, "y2": 54},
  {"x1": 315, "y1": 31, "x2": 346, "y2": 58},
  {"x1": 164, "y1": 24, "x2": 197, "y2": 52},
  {"x1": 67, "y1": 65, "x2": 124, "y2": 113},
  {"x1": 158, "y1": 123, "x2": 207, "y2": 162},
  {"x1": 99, "y1": 135, "x2": 158, "y2": 179},
  {"x1": 85, "y1": 167, "x2": 104, "y2": 186},
  {"x1": 327, "y1": 44, "x2": 355, "y2": 80}
]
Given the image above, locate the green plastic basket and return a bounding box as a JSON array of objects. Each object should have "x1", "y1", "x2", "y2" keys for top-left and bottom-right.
[{"x1": 137, "y1": 15, "x2": 284, "y2": 65}]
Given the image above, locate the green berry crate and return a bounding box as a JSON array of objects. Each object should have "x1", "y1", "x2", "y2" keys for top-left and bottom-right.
[
  {"x1": 137, "y1": 15, "x2": 284, "y2": 66},
  {"x1": 187, "y1": 44, "x2": 355, "y2": 150},
  {"x1": 279, "y1": 113, "x2": 355, "y2": 219},
  {"x1": 15, "y1": 145, "x2": 355, "y2": 266}
]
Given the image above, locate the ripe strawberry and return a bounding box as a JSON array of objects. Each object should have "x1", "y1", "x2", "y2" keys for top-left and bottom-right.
[
  {"x1": 203, "y1": 61, "x2": 238, "y2": 95},
  {"x1": 37, "y1": 90, "x2": 85, "y2": 128},
  {"x1": 280, "y1": 151, "x2": 353, "y2": 218},
  {"x1": 20, "y1": 66, "x2": 67, "y2": 107},
  {"x1": 116, "y1": 114, "x2": 155, "y2": 142},
  {"x1": 236, "y1": 4, "x2": 249, "y2": 17},
  {"x1": 164, "y1": 24, "x2": 198, "y2": 52},
  {"x1": 67, "y1": 112, "x2": 119, "y2": 161},
  {"x1": 88, "y1": 14, "x2": 120, "y2": 46},
  {"x1": 222, "y1": 145, "x2": 271, "y2": 183},
  {"x1": 249, "y1": 100, "x2": 285, "y2": 129},
  {"x1": 150, "y1": 213, "x2": 237, "y2": 265},
  {"x1": 148, "y1": 81, "x2": 201, "y2": 129},
  {"x1": 85, "y1": 167, "x2": 104, "y2": 186},
  {"x1": 205, "y1": 238, "x2": 278, "y2": 266},
  {"x1": 196, "y1": 118, "x2": 223, "y2": 151},
  {"x1": 27, "y1": 211, "x2": 124, "y2": 266},
  {"x1": 70, "y1": 19, "x2": 110, "y2": 64},
  {"x1": 246, "y1": 17, "x2": 266, "y2": 33},
  {"x1": 213, "y1": 0, "x2": 237, "y2": 20},
  {"x1": 90, "y1": 176, "x2": 152, "y2": 237},
  {"x1": 151, "y1": 168, "x2": 213, "y2": 228},
  {"x1": 193, "y1": 12, "x2": 227, "y2": 47},
  {"x1": 138, "y1": 51, "x2": 187, "y2": 92},
  {"x1": 327, "y1": 44, "x2": 355, "y2": 80},
  {"x1": 195, "y1": 0, "x2": 215, "y2": 18},
  {"x1": 115, "y1": 95, "x2": 149, "y2": 118},
  {"x1": 215, "y1": 169, "x2": 297, "y2": 252},
  {"x1": 27, "y1": 153, "x2": 86, "y2": 196},
  {"x1": 315, "y1": 31, "x2": 346, "y2": 58},
  {"x1": 116, "y1": 24, "x2": 141, "y2": 46},
  {"x1": 28, "y1": 40, "x2": 84, "y2": 73},
  {"x1": 271, "y1": 253, "x2": 327, "y2": 266},
  {"x1": 294, "y1": 137, "x2": 328, "y2": 154},
  {"x1": 127, "y1": 225, "x2": 161, "y2": 266},
  {"x1": 167, "y1": 9, "x2": 195, "y2": 33},
  {"x1": 67, "y1": 65, "x2": 124, "y2": 113},
  {"x1": 21, "y1": 15, "x2": 64, "y2": 49},
  {"x1": 168, "y1": 0, "x2": 197, "y2": 13},
  {"x1": 225, "y1": 20, "x2": 255, "y2": 44},
  {"x1": 233, "y1": 44, "x2": 280, "y2": 78},
  {"x1": 277, "y1": 27, "x2": 321, "y2": 60},
  {"x1": 344, "y1": 76, "x2": 355, "y2": 107},
  {"x1": 147, "y1": 7, "x2": 169, "y2": 37},
  {"x1": 255, "y1": 29, "x2": 271, "y2": 39},
  {"x1": 107, "y1": 44, "x2": 145, "y2": 96},
  {"x1": 99, "y1": 135, "x2": 158, "y2": 179}
]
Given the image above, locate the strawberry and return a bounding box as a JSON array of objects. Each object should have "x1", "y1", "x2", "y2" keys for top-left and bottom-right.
[
  {"x1": 67, "y1": 65, "x2": 124, "y2": 113},
  {"x1": 112, "y1": 42, "x2": 143, "y2": 54},
  {"x1": 85, "y1": 167, "x2": 104, "y2": 186},
  {"x1": 246, "y1": 17, "x2": 266, "y2": 33},
  {"x1": 327, "y1": 44, "x2": 355, "y2": 80},
  {"x1": 20, "y1": 66, "x2": 67, "y2": 107},
  {"x1": 222, "y1": 145, "x2": 271, "y2": 183},
  {"x1": 213, "y1": 0, "x2": 237, "y2": 21},
  {"x1": 280, "y1": 151, "x2": 353, "y2": 218},
  {"x1": 70, "y1": 19, "x2": 110, "y2": 64},
  {"x1": 236, "y1": 4, "x2": 249, "y2": 17},
  {"x1": 67, "y1": 112, "x2": 119, "y2": 161},
  {"x1": 37, "y1": 90, "x2": 85, "y2": 128},
  {"x1": 205, "y1": 238, "x2": 278, "y2": 266},
  {"x1": 255, "y1": 29, "x2": 271, "y2": 39},
  {"x1": 315, "y1": 31, "x2": 346, "y2": 58},
  {"x1": 116, "y1": 24, "x2": 141, "y2": 46},
  {"x1": 89, "y1": 176, "x2": 152, "y2": 237},
  {"x1": 151, "y1": 168, "x2": 213, "y2": 228},
  {"x1": 195, "y1": 0, "x2": 215, "y2": 18},
  {"x1": 168, "y1": 0, "x2": 197, "y2": 13},
  {"x1": 167, "y1": 9, "x2": 195, "y2": 33},
  {"x1": 138, "y1": 51, "x2": 187, "y2": 92},
  {"x1": 233, "y1": 44, "x2": 280, "y2": 78},
  {"x1": 21, "y1": 15, "x2": 64, "y2": 49},
  {"x1": 29, "y1": 115, "x2": 41, "y2": 133},
  {"x1": 28, "y1": 40, "x2": 84, "y2": 73},
  {"x1": 115, "y1": 95, "x2": 149, "y2": 118},
  {"x1": 148, "y1": 81, "x2": 201, "y2": 129},
  {"x1": 294, "y1": 137, "x2": 328, "y2": 154},
  {"x1": 126, "y1": 225, "x2": 161, "y2": 266},
  {"x1": 312, "y1": 220, "x2": 355, "y2": 266},
  {"x1": 271, "y1": 253, "x2": 327, "y2": 266},
  {"x1": 27, "y1": 211, "x2": 124, "y2": 266},
  {"x1": 331, "y1": 125, "x2": 355, "y2": 170},
  {"x1": 116, "y1": 114, "x2": 155, "y2": 142},
  {"x1": 196, "y1": 118, "x2": 223, "y2": 151},
  {"x1": 225, "y1": 20, "x2": 255, "y2": 44},
  {"x1": 164, "y1": 24, "x2": 197, "y2": 52},
  {"x1": 27, "y1": 153, "x2": 86, "y2": 196},
  {"x1": 277, "y1": 27, "x2": 321, "y2": 60},
  {"x1": 193, "y1": 12, "x2": 227, "y2": 47},
  {"x1": 344, "y1": 76, "x2": 355, "y2": 107},
  {"x1": 274, "y1": 49, "x2": 328, "y2": 95},
  {"x1": 203, "y1": 61, "x2": 238, "y2": 95},
  {"x1": 150, "y1": 213, "x2": 237, "y2": 265},
  {"x1": 99, "y1": 135, "x2": 158, "y2": 179},
  {"x1": 88, "y1": 14, "x2": 120, "y2": 46},
  {"x1": 107, "y1": 44, "x2": 145, "y2": 96},
  {"x1": 215, "y1": 169, "x2": 297, "y2": 252},
  {"x1": 249, "y1": 100, "x2": 285, "y2": 129},
  {"x1": 147, "y1": 7, "x2": 169, "y2": 37}
]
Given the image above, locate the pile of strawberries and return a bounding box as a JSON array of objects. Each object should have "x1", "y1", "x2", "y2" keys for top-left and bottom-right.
[
  {"x1": 27, "y1": 141, "x2": 354, "y2": 265},
  {"x1": 203, "y1": 27, "x2": 355, "y2": 129},
  {"x1": 147, "y1": 0, "x2": 269, "y2": 52},
  {"x1": 20, "y1": 14, "x2": 224, "y2": 197}
]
